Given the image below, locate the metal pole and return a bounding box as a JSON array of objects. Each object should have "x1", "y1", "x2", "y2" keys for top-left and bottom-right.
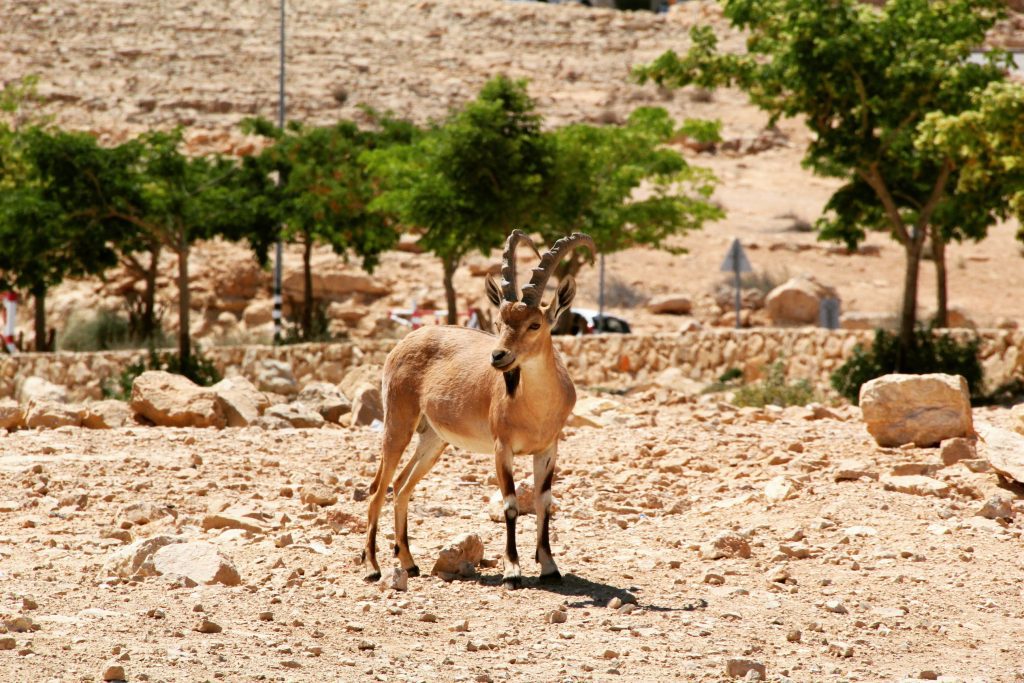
[
  {"x1": 273, "y1": 0, "x2": 286, "y2": 344},
  {"x1": 733, "y1": 253, "x2": 741, "y2": 329},
  {"x1": 597, "y1": 253, "x2": 606, "y2": 333}
]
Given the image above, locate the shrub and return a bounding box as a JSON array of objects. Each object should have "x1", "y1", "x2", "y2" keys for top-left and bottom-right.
[
  {"x1": 102, "y1": 347, "x2": 221, "y2": 400},
  {"x1": 830, "y1": 327, "x2": 983, "y2": 405},
  {"x1": 732, "y1": 361, "x2": 816, "y2": 408},
  {"x1": 59, "y1": 309, "x2": 133, "y2": 351}
]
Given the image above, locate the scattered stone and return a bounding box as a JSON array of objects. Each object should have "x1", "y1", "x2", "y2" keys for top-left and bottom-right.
[
  {"x1": 431, "y1": 533, "x2": 484, "y2": 576},
  {"x1": 547, "y1": 609, "x2": 568, "y2": 624},
  {"x1": 786, "y1": 629, "x2": 801, "y2": 643},
  {"x1": 296, "y1": 382, "x2": 351, "y2": 423},
  {"x1": 764, "y1": 476, "x2": 799, "y2": 503},
  {"x1": 725, "y1": 658, "x2": 766, "y2": 679},
  {"x1": 703, "y1": 570, "x2": 725, "y2": 585},
  {"x1": 859, "y1": 374, "x2": 972, "y2": 447},
  {"x1": 130, "y1": 371, "x2": 227, "y2": 429},
  {"x1": 262, "y1": 402, "x2": 325, "y2": 429},
  {"x1": 3, "y1": 616, "x2": 38, "y2": 632},
  {"x1": 646, "y1": 294, "x2": 692, "y2": 315},
  {"x1": 881, "y1": 475, "x2": 950, "y2": 498},
  {"x1": 275, "y1": 533, "x2": 293, "y2": 548},
  {"x1": 102, "y1": 663, "x2": 126, "y2": 681},
  {"x1": 349, "y1": 383, "x2": 383, "y2": 427},
  {"x1": 152, "y1": 542, "x2": 241, "y2": 586},
  {"x1": 940, "y1": 437, "x2": 976, "y2": 467},
  {"x1": 1011, "y1": 404, "x2": 1024, "y2": 436},
  {"x1": 0, "y1": 636, "x2": 14, "y2": 650},
  {"x1": 487, "y1": 481, "x2": 537, "y2": 522},
  {"x1": 602, "y1": 649, "x2": 620, "y2": 660},
  {"x1": 824, "y1": 600, "x2": 848, "y2": 614},
  {"x1": 21, "y1": 596, "x2": 37, "y2": 610},
  {"x1": 569, "y1": 396, "x2": 623, "y2": 429},
  {"x1": 201, "y1": 513, "x2": 265, "y2": 534},
  {"x1": 211, "y1": 376, "x2": 269, "y2": 427},
  {"x1": 833, "y1": 459, "x2": 877, "y2": 482},
  {"x1": 195, "y1": 618, "x2": 222, "y2": 634},
  {"x1": 259, "y1": 611, "x2": 273, "y2": 621},
  {"x1": 975, "y1": 422, "x2": 1024, "y2": 484},
  {"x1": 256, "y1": 360, "x2": 298, "y2": 395},
  {"x1": 300, "y1": 483, "x2": 337, "y2": 507},
  {"x1": 977, "y1": 495, "x2": 1014, "y2": 520},
  {"x1": 389, "y1": 567, "x2": 408, "y2": 592},
  {"x1": 357, "y1": 640, "x2": 376, "y2": 651},
  {"x1": 828, "y1": 641, "x2": 854, "y2": 658},
  {"x1": 700, "y1": 532, "x2": 751, "y2": 560},
  {"x1": 102, "y1": 535, "x2": 183, "y2": 579}
]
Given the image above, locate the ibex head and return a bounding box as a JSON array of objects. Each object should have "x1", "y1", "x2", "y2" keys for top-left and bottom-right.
[{"x1": 485, "y1": 230, "x2": 595, "y2": 371}]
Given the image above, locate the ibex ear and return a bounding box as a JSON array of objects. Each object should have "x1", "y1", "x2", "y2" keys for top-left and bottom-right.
[
  {"x1": 485, "y1": 275, "x2": 502, "y2": 308},
  {"x1": 546, "y1": 276, "x2": 576, "y2": 324}
]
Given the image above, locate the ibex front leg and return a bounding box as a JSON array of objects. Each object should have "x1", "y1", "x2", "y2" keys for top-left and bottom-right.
[
  {"x1": 494, "y1": 442, "x2": 522, "y2": 589},
  {"x1": 533, "y1": 445, "x2": 561, "y2": 583}
]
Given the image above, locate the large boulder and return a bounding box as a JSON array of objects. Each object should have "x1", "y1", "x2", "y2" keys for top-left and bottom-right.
[
  {"x1": 976, "y1": 422, "x2": 1024, "y2": 484},
  {"x1": 152, "y1": 541, "x2": 241, "y2": 586},
  {"x1": 282, "y1": 258, "x2": 389, "y2": 302},
  {"x1": 130, "y1": 371, "x2": 227, "y2": 429},
  {"x1": 646, "y1": 294, "x2": 692, "y2": 315},
  {"x1": 297, "y1": 382, "x2": 351, "y2": 424},
  {"x1": 17, "y1": 376, "x2": 68, "y2": 404},
  {"x1": 212, "y1": 376, "x2": 269, "y2": 427},
  {"x1": 349, "y1": 384, "x2": 383, "y2": 427},
  {"x1": 859, "y1": 373, "x2": 972, "y2": 447},
  {"x1": 261, "y1": 402, "x2": 325, "y2": 429},
  {"x1": 24, "y1": 400, "x2": 86, "y2": 429},
  {"x1": 101, "y1": 535, "x2": 183, "y2": 579},
  {"x1": 256, "y1": 359, "x2": 298, "y2": 396},
  {"x1": 766, "y1": 275, "x2": 838, "y2": 326}
]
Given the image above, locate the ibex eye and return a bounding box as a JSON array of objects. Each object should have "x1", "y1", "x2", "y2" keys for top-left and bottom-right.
[{"x1": 529, "y1": 322, "x2": 541, "y2": 331}]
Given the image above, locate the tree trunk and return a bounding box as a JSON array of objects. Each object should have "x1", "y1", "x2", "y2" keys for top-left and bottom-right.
[
  {"x1": 898, "y1": 237, "x2": 924, "y2": 369},
  {"x1": 302, "y1": 232, "x2": 314, "y2": 340},
  {"x1": 176, "y1": 234, "x2": 191, "y2": 372},
  {"x1": 31, "y1": 284, "x2": 47, "y2": 352},
  {"x1": 931, "y1": 225, "x2": 948, "y2": 328},
  {"x1": 142, "y1": 243, "x2": 161, "y2": 342},
  {"x1": 442, "y1": 256, "x2": 458, "y2": 325}
]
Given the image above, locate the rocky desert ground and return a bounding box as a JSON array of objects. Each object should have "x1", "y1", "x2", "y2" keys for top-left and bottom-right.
[{"x1": 5, "y1": 1, "x2": 1024, "y2": 682}]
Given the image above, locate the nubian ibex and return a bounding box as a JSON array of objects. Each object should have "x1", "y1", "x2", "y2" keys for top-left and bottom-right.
[{"x1": 363, "y1": 231, "x2": 594, "y2": 588}]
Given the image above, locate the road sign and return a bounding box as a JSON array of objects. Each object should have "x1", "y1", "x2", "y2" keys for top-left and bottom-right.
[
  {"x1": 719, "y1": 238, "x2": 753, "y2": 274},
  {"x1": 720, "y1": 238, "x2": 753, "y2": 329}
]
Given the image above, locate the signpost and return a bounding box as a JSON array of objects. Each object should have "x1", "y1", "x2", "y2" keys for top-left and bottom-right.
[
  {"x1": 273, "y1": 0, "x2": 286, "y2": 344},
  {"x1": 597, "y1": 253, "x2": 606, "y2": 333},
  {"x1": 719, "y1": 238, "x2": 752, "y2": 329}
]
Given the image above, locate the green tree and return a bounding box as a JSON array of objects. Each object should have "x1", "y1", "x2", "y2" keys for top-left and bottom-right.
[
  {"x1": 366, "y1": 76, "x2": 550, "y2": 324},
  {"x1": 538, "y1": 107, "x2": 723, "y2": 282},
  {"x1": 239, "y1": 115, "x2": 414, "y2": 339},
  {"x1": 0, "y1": 127, "x2": 134, "y2": 351},
  {"x1": 636, "y1": 0, "x2": 1011, "y2": 359}
]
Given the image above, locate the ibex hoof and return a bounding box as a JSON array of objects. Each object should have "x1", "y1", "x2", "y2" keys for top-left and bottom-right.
[
  {"x1": 502, "y1": 575, "x2": 524, "y2": 590},
  {"x1": 406, "y1": 565, "x2": 421, "y2": 578},
  {"x1": 363, "y1": 571, "x2": 381, "y2": 583},
  {"x1": 538, "y1": 570, "x2": 563, "y2": 585}
]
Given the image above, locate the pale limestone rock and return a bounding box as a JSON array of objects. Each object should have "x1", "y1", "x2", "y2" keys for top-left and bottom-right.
[
  {"x1": 766, "y1": 275, "x2": 837, "y2": 326},
  {"x1": 976, "y1": 421, "x2": 1024, "y2": 484},
  {"x1": 201, "y1": 513, "x2": 265, "y2": 534},
  {"x1": 339, "y1": 365, "x2": 382, "y2": 401},
  {"x1": 263, "y1": 402, "x2": 325, "y2": 429},
  {"x1": 83, "y1": 400, "x2": 134, "y2": 429},
  {"x1": 255, "y1": 360, "x2": 298, "y2": 395},
  {"x1": 24, "y1": 400, "x2": 85, "y2": 429},
  {"x1": 487, "y1": 481, "x2": 539, "y2": 522},
  {"x1": 833, "y1": 459, "x2": 877, "y2": 482},
  {"x1": 152, "y1": 541, "x2": 241, "y2": 586},
  {"x1": 1011, "y1": 404, "x2": 1024, "y2": 437},
  {"x1": 653, "y1": 367, "x2": 705, "y2": 396},
  {"x1": 102, "y1": 535, "x2": 183, "y2": 579},
  {"x1": 299, "y1": 483, "x2": 337, "y2": 506},
  {"x1": 297, "y1": 381, "x2": 351, "y2": 423},
  {"x1": 764, "y1": 476, "x2": 799, "y2": 503},
  {"x1": 242, "y1": 299, "x2": 273, "y2": 327},
  {"x1": 0, "y1": 398, "x2": 24, "y2": 430},
  {"x1": 881, "y1": 474, "x2": 951, "y2": 498},
  {"x1": 568, "y1": 396, "x2": 622, "y2": 428},
  {"x1": 349, "y1": 384, "x2": 383, "y2": 427},
  {"x1": 130, "y1": 371, "x2": 226, "y2": 429},
  {"x1": 700, "y1": 532, "x2": 751, "y2": 560},
  {"x1": 431, "y1": 533, "x2": 484, "y2": 576},
  {"x1": 859, "y1": 374, "x2": 972, "y2": 447},
  {"x1": 212, "y1": 375, "x2": 269, "y2": 427},
  {"x1": 646, "y1": 294, "x2": 692, "y2": 315},
  {"x1": 940, "y1": 437, "x2": 976, "y2": 467},
  {"x1": 17, "y1": 376, "x2": 68, "y2": 404},
  {"x1": 725, "y1": 658, "x2": 765, "y2": 679}
]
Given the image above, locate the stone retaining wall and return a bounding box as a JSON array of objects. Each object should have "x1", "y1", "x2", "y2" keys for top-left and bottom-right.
[{"x1": 2, "y1": 329, "x2": 1022, "y2": 401}]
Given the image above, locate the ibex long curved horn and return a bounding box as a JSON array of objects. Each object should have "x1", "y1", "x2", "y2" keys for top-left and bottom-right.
[
  {"x1": 500, "y1": 230, "x2": 540, "y2": 302},
  {"x1": 520, "y1": 233, "x2": 596, "y2": 308}
]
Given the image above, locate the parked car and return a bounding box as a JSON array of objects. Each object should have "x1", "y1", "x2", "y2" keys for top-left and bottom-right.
[{"x1": 553, "y1": 307, "x2": 631, "y2": 335}]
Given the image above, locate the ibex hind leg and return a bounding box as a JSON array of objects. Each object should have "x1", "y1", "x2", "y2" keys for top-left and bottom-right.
[
  {"x1": 393, "y1": 425, "x2": 447, "y2": 577},
  {"x1": 533, "y1": 446, "x2": 561, "y2": 584},
  {"x1": 363, "y1": 417, "x2": 417, "y2": 582}
]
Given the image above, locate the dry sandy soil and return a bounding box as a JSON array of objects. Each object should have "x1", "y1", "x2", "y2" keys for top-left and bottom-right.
[{"x1": 1, "y1": 395, "x2": 1024, "y2": 683}]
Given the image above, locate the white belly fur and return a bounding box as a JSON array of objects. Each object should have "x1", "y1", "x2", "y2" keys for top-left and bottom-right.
[{"x1": 429, "y1": 420, "x2": 494, "y2": 454}]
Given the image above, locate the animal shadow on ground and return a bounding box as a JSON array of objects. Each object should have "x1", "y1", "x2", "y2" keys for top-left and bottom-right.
[{"x1": 473, "y1": 572, "x2": 707, "y2": 613}]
